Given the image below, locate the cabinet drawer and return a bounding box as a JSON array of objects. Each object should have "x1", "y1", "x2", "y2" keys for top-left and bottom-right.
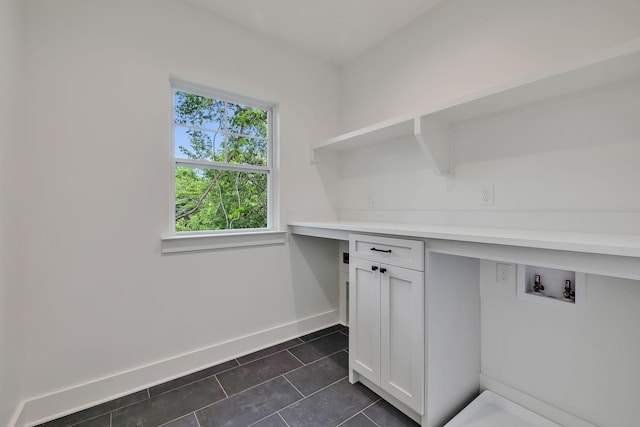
[{"x1": 349, "y1": 233, "x2": 424, "y2": 271}]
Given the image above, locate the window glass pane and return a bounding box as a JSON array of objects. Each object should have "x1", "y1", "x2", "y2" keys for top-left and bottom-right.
[
  {"x1": 175, "y1": 166, "x2": 268, "y2": 232},
  {"x1": 174, "y1": 91, "x2": 224, "y2": 131},
  {"x1": 226, "y1": 136, "x2": 268, "y2": 166},
  {"x1": 227, "y1": 102, "x2": 268, "y2": 138},
  {"x1": 174, "y1": 126, "x2": 225, "y2": 161}
]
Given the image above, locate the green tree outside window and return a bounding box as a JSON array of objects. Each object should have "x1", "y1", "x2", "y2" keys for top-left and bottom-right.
[{"x1": 173, "y1": 89, "x2": 272, "y2": 232}]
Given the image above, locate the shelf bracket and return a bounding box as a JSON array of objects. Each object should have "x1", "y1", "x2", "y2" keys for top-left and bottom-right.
[{"x1": 413, "y1": 116, "x2": 451, "y2": 177}]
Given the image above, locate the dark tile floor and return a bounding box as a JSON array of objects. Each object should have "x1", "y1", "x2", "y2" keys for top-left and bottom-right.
[{"x1": 38, "y1": 325, "x2": 419, "y2": 427}]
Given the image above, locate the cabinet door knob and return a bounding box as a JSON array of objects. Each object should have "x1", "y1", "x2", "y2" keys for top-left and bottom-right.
[
  {"x1": 372, "y1": 266, "x2": 379, "y2": 271},
  {"x1": 380, "y1": 267, "x2": 387, "y2": 274}
]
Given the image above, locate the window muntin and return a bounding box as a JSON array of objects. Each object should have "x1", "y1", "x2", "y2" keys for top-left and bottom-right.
[{"x1": 172, "y1": 83, "x2": 274, "y2": 234}]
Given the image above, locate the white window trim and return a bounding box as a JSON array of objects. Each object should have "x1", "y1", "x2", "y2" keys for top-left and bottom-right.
[
  {"x1": 161, "y1": 230, "x2": 286, "y2": 254},
  {"x1": 165, "y1": 78, "x2": 281, "y2": 252}
]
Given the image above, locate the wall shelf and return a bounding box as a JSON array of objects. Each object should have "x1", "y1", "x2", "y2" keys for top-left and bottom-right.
[{"x1": 312, "y1": 37, "x2": 640, "y2": 177}]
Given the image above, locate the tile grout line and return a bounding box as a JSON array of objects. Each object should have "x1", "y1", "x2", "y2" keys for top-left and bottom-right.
[
  {"x1": 68, "y1": 411, "x2": 113, "y2": 427},
  {"x1": 335, "y1": 411, "x2": 361, "y2": 426},
  {"x1": 362, "y1": 398, "x2": 382, "y2": 409},
  {"x1": 285, "y1": 367, "x2": 350, "y2": 399},
  {"x1": 285, "y1": 348, "x2": 348, "y2": 374},
  {"x1": 238, "y1": 331, "x2": 345, "y2": 367},
  {"x1": 334, "y1": 399, "x2": 383, "y2": 427},
  {"x1": 215, "y1": 354, "x2": 304, "y2": 399},
  {"x1": 192, "y1": 347, "x2": 349, "y2": 416},
  {"x1": 44, "y1": 392, "x2": 148, "y2": 427},
  {"x1": 100, "y1": 330, "x2": 345, "y2": 424},
  {"x1": 44, "y1": 327, "x2": 348, "y2": 427},
  {"x1": 286, "y1": 349, "x2": 306, "y2": 366},
  {"x1": 271, "y1": 375, "x2": 351, "y2": 417},
  {"x1": 223, "y1": 341, "x2": 349, "y2": 390},
  {"x1": 299, "y1": 329, "x2": 347, "y2": 344},
  {"x1": 282, "y1": 375, "x2": 306, "y2": 398},
  {"x1": 150, "y1": 377, "x2": 235, "y2": 427},
  {"x1": 157, "y1": 414, "x2": 189, "y2": 427},
  {"x1": 237, "y1": 342, "x2": 303, "y2": 366},
  {"x1": 214, "y1": 374, "x2": 229, "y2": 398},
  {"x1": 246, "y1": 414, "x2": 270, "y2": 427},
  {"x1": 277, "y1": 375, "x2": 379, "y2": 427},
  {"x1": 148, "y1": 360, "x2": 240, "y2": 399},
  {"x1": 245, "y1": 405, "x2": 296, "y2": 427},
  {"x1": 361, "y1": 399, "x2": 384, "y2": 427},
  {"x1": 362, "y1": 411, "x2": 382, "y2": 427},
  {"x1": 335, "y1": 398, "x2": 381, "y2": 426},
  {"x1": 299, "y1": 330, "x2": 336, "y2": 342},
  {"x1": 191, "y1": 373, "x2": 304, "y2": 415},
  {"x1": 362, "y1": 398, "x2": 384, "y2": 425},
  {"x1": 277, "y1": 412, "x2": 291, "y2": 427},
  {"x1": 156, "y1": 412, "x2": 201, "y2": 427},
  {"x1": 236, "y1": 338, "x2": 305, "y2": 366}
]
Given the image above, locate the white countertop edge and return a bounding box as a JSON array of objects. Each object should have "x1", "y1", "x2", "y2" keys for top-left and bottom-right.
[{"x1": 288, "y1": 221, "x2": 640, "y2": 258}]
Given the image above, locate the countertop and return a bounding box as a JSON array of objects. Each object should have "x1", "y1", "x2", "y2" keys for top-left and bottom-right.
[{"x1": 288, "y1": 220, "x2": 640, "y2": 258}]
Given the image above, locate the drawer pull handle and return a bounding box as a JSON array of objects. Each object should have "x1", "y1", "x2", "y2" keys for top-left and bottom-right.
[
  {"x1": 380, "y1": 267, "x2": 387, "y2": 274},
  {"x1": 370, "y1": 247, "x2": 392, "y2": 253},
  {"x1": 372, "y1": 266, "x2": 379, "y2": 271}
]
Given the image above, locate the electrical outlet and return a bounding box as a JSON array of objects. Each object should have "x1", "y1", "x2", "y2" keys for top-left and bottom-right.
[
  {"x1": 367, "y1": 193, "x2": 375, "y2": 207},
  {"x1": 481, "y1": 185, "x2": 494, "y2": 206},
  {"x1": 496, "y1": 263, "x2": 510, "y2": 283}
]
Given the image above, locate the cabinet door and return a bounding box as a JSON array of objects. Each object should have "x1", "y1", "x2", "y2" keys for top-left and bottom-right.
[
  {"x1": 380, "y1": 264, "x2": 424, "y2": 413},
  {"x1": 349, "y1": 257, "x2": 381, "y2": 385}
]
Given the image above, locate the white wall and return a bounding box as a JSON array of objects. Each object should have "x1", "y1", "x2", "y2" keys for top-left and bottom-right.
[
  {"x1": 336, "y1": 0, "x2": 640, "y2": 233},
  {"x1": 332, "y1": 2, "x2": 640, "y2": 426},
  {"x1": 21, "y1": 0, "x2": 340, "y2": 413},
  {"x1": 0, "y1": 0, "x2": 24, "y2": 424},
  {"x1": 480, "y1": 260, "x2": 640, "y2": 427},
  {"x1": 16, "y1": 0, "x2": 640, "y2": 423},
  {"x1": 341, "y1": 0, "x2": 640, "y2": 129}
]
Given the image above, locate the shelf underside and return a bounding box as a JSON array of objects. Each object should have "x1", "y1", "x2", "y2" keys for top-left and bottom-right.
[{"x1": 313, "y1": 38, "x2": 640, "y2": 175}]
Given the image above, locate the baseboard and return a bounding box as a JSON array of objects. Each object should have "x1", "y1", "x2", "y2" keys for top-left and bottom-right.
[
  {"x1": 15, "y1": 310, "x2": 339, "y2": 427},
  {"x1": 479, "y1": 373, "x2": 596, "y2": 427},
  {"x1": 8, "y1": 401, "x2": 25, "y2": 427}
]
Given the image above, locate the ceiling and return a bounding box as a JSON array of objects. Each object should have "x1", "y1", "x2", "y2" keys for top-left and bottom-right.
[{"x1": 182, "y1": 0, "x2": 444, "y2": 64}]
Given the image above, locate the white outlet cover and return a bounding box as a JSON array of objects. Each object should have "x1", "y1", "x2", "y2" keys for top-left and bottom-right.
[
  {"x1": 496, "y1": 263, "x2": 510, "y2": 283},
  {"x1": 481, "y1": 185, "x2": 494, "y2": 206},
  {"x1": 367, "y1": 193, "x2": 375, "y2": 207}
]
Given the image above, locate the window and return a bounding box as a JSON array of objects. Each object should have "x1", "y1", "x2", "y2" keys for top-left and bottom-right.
[{"x1": 171, "y1": 80, "x2": 276, "y2": 234}]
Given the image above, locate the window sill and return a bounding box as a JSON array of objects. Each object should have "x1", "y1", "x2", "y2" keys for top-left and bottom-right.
[{"x1": 161, "y1": 230, "x2": 287, "y2": 254}]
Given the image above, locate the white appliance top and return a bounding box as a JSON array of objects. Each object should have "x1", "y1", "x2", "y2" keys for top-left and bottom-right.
[{"x1": 444, "y1": 391, "x2": 561, "y2": 427}]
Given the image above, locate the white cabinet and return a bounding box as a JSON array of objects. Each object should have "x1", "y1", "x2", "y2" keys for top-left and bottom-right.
[
  {"x1": 349, "y1": 234, "x2": 425, "y2": 414},
  {"x1": 350, "y1": 257, "x2": 381, "y2": 384},
  {"x1": 380, "y1": 263, "x2": 424, "y2": 411}
]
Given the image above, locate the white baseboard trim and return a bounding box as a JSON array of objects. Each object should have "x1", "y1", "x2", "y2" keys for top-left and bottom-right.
[
  {"x1": 479, "y1": 373, "x2": 596, "y2": 427},
  {"x1": 9, "y1": 401, "x2": 25, "y2": 427},
  {"x1": 16, "y1": 310, "x2": 339, "y2": 427}
]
